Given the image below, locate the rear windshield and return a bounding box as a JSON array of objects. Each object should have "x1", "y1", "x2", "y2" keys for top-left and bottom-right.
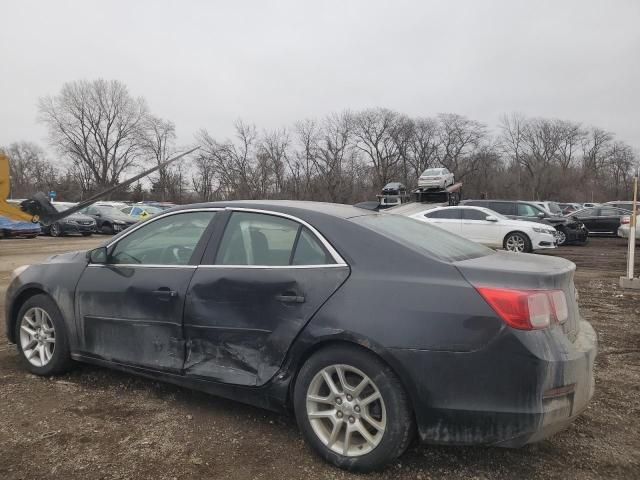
[{"x1": 353, "y1": 214, "x2": 492, "y2": 262}]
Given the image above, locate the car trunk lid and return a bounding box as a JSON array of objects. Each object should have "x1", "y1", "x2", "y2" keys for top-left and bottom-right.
[{"x1": 454, "y1": 251, "x2": 580, "y2": 341}]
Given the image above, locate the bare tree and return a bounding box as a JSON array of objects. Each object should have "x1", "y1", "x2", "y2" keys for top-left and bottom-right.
[
  {"x1": 353, "y1": 108, "x2": 402, "y2": 188},
  {"x1": 436, "y1": 113, "x2": 487, "y2": 181},
  {"x1": 38, "y1": 79, "x2": 149, "y2": 193},
  {"x1": 0, "y1": 142, "x2": 57, "y2": 197},
  {"x1": 142, "y1": 116, "x2": 177, "y2": 201}
]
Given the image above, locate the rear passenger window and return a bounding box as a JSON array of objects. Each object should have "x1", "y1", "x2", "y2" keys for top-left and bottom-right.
[
  {"x1": 292, "y1": 228, "x2": 334, "y2": 265},
  {"x1": 215, "y1": 212, "x2": 335, "y2": 266},
  {"x1": 516, "y1": 204, "x2": 539, "y2": 217},
  {"x1": 425, "y1": 209, "x2": 462, "y2": 219},
  {"x1": 463, "y1": 209, "x2": 488, "y2": 220}
]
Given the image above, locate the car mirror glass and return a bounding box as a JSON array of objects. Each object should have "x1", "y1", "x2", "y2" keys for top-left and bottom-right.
[{"x1": 87, "y1": 246, "x2": 108, "y2": 264}]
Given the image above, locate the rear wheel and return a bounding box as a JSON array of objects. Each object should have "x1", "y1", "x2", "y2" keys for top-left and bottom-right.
[
  {"x1": 15, "y1": 294, "x2": 73, "y2": 376},
  {"x1": 294, "y1": 345, "x2": 414, "y2": 472},
  {"x1": 504, "y1": 232, "x2": 532, "y2": 253}
]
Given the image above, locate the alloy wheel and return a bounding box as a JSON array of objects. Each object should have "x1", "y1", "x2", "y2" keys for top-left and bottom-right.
[
  {"x1": 306, "y1": 364, "x2": 386, "y2": 457},
  {"x1": 556, "y1": 230, "x2": 567, "y2": 245},
  {"x1": 50, "y1": 223, "x2": 60, "y2": 237},
  {"x1": 505, "y1": 234, "x2": 526, "y2": 252},
  {"x1": 19, "y1": 307, "x2": 55, "y2": 367}
]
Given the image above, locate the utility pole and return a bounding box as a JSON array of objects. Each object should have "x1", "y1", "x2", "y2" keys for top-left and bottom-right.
[{"x1": 620, "y1": 171, "x2": 639, "y2": 289}]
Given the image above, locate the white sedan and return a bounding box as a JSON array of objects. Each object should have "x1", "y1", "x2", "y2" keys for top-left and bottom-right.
[
  {"x1": 410, "y1": 206, "x2": 557, "y2": 253},
  {"x1": 417, "y1": 168, "x2": 455, "y2": 189}
]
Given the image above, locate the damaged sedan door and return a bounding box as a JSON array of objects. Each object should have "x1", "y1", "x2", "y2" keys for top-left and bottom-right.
[
  {"x1": 183, "y1": 209, "x2": 349, "y2": 386},
  {"x1": 75, "y1": 210, "x2": 218, "y2": 371}
]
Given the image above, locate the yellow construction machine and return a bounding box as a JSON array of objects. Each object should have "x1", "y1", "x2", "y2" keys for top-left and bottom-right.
[{"x1": 0, "y1": 148, "x2": 197, "y2": 225}]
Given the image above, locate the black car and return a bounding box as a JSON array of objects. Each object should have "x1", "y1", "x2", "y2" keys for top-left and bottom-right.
[
  {"x1": 603, "y1": 201, "x2": 639, "y2": 213},
  {"x1": 569, "y1": 206, "x2": 632, "y2": 235},
  {"x1": 5, "y1": 201, "x2": 597, "y2": 472},
  {"x1": 461, "y1": 199, "x2": 588, "y2": 245},
  {"x1": 44, "y1": 203, "x2": 96, "y2": 237},
  {"x1": 381, "y1": 182, "x2": 407, "y2": 195},
  {"x1": 80, "y1": 204, "x2": 137, "y2": 234}
]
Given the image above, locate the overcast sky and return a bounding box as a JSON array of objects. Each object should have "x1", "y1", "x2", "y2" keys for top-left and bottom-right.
[{"x1": 1, "y1": 0, "x2": 639, "y2": 157}]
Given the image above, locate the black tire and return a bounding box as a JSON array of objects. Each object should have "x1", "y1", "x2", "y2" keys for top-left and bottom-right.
[
  {"x1": 294, "y1": 345, "x2": 414, "y2": 472},
  {"x1": 101, "y1": 223, "x2": 114, "y2": 235},
  {"x1": 14, "y1": 294, "x2": 73, "y2": 376},
  {"x1": 555, "y1": 227, "x2": 568, "y2": 246},
  {"x1": 503, "y1": 231, "x2": 532, "y2": 253},
  {"x1": 81, "y1": 232, "x2": 92, "y2": 237},
  {"x1": 49, "y1": 222, "x2": 62, "y2": 237}
]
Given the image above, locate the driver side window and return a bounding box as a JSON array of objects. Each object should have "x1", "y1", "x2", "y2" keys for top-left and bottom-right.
[{"x1": 109, "y1": 211, "x2": 216, "y2": 265}]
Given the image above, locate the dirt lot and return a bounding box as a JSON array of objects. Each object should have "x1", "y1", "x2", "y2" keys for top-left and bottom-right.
[{"x1": 1, "y1": 236, "x2": 639, "y2": 479}]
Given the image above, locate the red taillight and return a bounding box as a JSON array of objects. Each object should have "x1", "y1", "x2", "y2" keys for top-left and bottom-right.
[
  {"x1": 621, "y1": 216, "x2": 630, "y2": 225},
  {"x1": 476, "y1": 287, "x2": 568, "y2": 330}
]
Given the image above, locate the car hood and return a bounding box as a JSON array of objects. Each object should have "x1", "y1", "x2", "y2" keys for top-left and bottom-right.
[
  {"x1": 499, "y1": 218, "x2": 555, "y2": 231},
  {"x1": 42, "y1": 250, "x2": 88, "y2": 265},
  {"x1": 62, "y1": 212, "x2": 95, "y2": 222}
]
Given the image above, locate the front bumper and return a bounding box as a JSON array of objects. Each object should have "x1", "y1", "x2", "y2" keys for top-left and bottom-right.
[
  {"x1": 562, "y1": 224, "x2": 588, "y2": 243},
  {"x1": 61, "y1": 222, "x2": 96, "y2": 234},
  {"x1": 533, "y1": 232, "x2": 557, "y2": 250},
  {"x1": 390, "y1": 319, "x2": 597, "y2": 446}
]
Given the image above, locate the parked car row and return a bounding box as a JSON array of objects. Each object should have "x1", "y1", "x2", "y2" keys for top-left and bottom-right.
[{"x1": 459, "y1": 200, "x2": 588, "y2": 246}]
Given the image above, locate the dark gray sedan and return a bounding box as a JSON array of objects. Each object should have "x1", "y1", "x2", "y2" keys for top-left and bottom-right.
[{"x1": 4, "y1": 201, "x2": 597, "y2": 472}]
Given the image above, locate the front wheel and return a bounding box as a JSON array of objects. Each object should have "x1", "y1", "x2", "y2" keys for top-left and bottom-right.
[
  {"x1": 294, "y1": 345, "x2": 414, "y2": 472},
  {"x1": 504, "y1": 232, "x2": 532, "y2": 253},
  {"x1": 555, "y1": 228, "x2": 567, "y2": 246},
  {"x1": 101, "y1": 223, "x2": 115, "y2": 235},
  {"x1": 49, "y1": 222, "x2": 62, "y2": 237},
  {"x1": 15, "y1": 294, "x2": 73, "y2": 376}
]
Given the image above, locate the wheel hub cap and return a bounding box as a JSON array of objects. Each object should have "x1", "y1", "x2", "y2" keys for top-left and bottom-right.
[
  {"x1": 306, "y1": 364, "x2": 387, "y2": 457},
  {"x1": 19, "y1": 307, "x2": 55, "y2": 367}
]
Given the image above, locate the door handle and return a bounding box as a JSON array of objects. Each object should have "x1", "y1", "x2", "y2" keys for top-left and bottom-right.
[
  {"x1": 275, "y1": 293, "x2": 306, "y2": 303},
  {"x1": 152, "y1": 288, "x2": 178, "y2": 300}
]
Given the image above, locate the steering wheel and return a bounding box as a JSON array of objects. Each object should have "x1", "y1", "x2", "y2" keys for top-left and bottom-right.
[{"x1": 162, "y1": 245, "x2": 194, "y2": 264}]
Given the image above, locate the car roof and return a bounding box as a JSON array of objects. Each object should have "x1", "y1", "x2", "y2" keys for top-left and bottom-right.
[{"x1": 171, "y1": 200, "x2": 373, "y2": 220}]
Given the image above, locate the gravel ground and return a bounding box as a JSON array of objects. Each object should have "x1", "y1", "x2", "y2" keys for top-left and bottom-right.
[{"x1": 1, "y1": 235, "x2": 639, "y2": 479}]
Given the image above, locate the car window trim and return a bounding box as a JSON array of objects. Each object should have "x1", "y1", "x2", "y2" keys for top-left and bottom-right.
[
  {"x1": 208, "y1": 207, "x2": 348, "y2": 268},
  {"x1": 86, "y1": 208, "x2": 224, "y2": 269}
]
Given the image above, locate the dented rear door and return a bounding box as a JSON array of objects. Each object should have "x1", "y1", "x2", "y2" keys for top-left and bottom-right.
[{"x1": 183, "y1": 209, "x2": 349, "y2": 386}]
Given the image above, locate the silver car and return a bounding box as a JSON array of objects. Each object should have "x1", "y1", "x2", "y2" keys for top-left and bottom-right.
[{"x1": 418, "y1": 167, "x2": 454, "y2": 189}]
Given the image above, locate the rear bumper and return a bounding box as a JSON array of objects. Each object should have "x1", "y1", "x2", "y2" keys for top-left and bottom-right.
[
  {"x1": 390, "y1": 319, "x2": 597, "y2": 446},
  {"x1": 418, "y1": 179, "x2": 445, "y2": 188}
]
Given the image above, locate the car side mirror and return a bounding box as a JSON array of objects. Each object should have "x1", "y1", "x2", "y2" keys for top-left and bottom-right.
[
  {"x1": 87, "y1": 246, "x2": 108, "y2": 264},
  {"x1": 95, "y1": 213, "x2": 102, "y2": 217},
  {"x1": 485, "y1": 215, "x2": 498, "y2": 222},
  {"x1": 537, "y1": 212, "x2": 545, "y2": 218}
]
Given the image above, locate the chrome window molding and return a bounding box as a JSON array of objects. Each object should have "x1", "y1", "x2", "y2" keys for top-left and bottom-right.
[
  {"x1": 226, "y1": 207, "x2": 347, "y2": 266},
  {"x1": 88, "y1": 264, "x2": 198, "y2": 269},
  {"x1": 197, "y1": 264, "x2": 348, "y2": 269},
  {"x1": 96, "y1": 205, "x2": 349, "y2": 269},
  {"x1": 105, "y1": 208, "x2": 223, "y2": 249}
]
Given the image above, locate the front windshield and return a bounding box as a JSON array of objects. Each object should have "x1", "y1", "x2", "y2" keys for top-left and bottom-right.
[
  {"x1": 143, "y1": 206, "x2": 163, "y2": 214},
  {"x1": 353, "y1": 214, "x2": 492, "y2": 262},
  {"x1": 547, "y1": 202, "x2": 562, "y2": 214},
  {"x1": 422, "y1": 168, "x2": 442, "y2": 176},
  {"x1": 97, "y1": 206, "x2": 123, "y2": 215}
]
